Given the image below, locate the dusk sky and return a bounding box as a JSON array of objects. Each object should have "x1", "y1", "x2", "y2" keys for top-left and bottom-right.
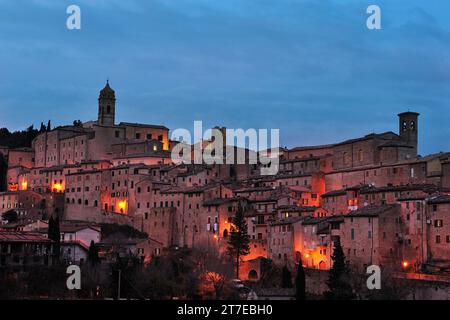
[{"x1": 0, "y1": 0, "x2": 449, "y2": 155}]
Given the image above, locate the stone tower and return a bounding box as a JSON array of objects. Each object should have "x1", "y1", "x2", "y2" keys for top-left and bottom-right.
[
  {"x1": 98, "y1": 80, "x2": 116, "y2": 126},
  {"x1": 398, "y1": 111, "x2": 419, "y2": 154}
]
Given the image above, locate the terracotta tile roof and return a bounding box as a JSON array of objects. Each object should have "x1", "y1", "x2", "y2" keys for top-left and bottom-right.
[
  {"x1": 59, "y1": 224, "x2": 101, "y2": 233},
  {"x1": 118, "y1": 122, "x2": 169, "y2": 130},
  {"x1": 0, "y1": 231, "x2": 52, "y2": 243},
  {"x1": 321, "y1": 189, "x2": 347, "y2": 197},
  {"x1": 346, "y1": 204, "x2": 399, "y2": 217},
  {"x1": 203, "y1": 197, "x2": 243, "y2": 206}
]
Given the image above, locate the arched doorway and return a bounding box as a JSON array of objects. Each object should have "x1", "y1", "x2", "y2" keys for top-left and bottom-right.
[
  {"x1": 248, "y1": 269, "x2": 258, "y2": 280},
  {"x1": 223, "y1": 229, "x2": 228, "y2": 238},
  {"x1": 319, "y1": 261, "x2": 326, "y2": 270}
]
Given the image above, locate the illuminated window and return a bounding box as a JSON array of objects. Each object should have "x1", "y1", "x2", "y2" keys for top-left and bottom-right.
[{"x1": 434, "y1": 219, "x2": 443, "y2": 228}]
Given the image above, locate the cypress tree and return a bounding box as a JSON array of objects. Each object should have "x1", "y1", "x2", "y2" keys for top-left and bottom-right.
[
  {"x1": 48, "y1": 215, "x2": 61, "y2": 260},
  {"x1": 281, "y1": 265, "x2": 293, "y2": 288},
  {"x1": 295, "y1": 260, "x2": 306, "y2": 300},
  {"x1": 88, "y1": 240, "x2": 100, "y2": 265},
  {"x1": 226, "y1": 203, "x2": 250, "y2": 279},
  {"x1": 325, "y1": 240, "x2": 354, "y2": 300}
]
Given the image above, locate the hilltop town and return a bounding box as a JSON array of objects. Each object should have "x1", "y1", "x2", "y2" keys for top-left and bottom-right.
[{"x1": 1, "y1": 82, "x2": 450, "y2": 299}]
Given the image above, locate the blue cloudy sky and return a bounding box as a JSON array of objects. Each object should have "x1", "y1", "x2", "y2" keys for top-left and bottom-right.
[{"x1": 0, "y1": 0, "x2": 449, "y2": 155}]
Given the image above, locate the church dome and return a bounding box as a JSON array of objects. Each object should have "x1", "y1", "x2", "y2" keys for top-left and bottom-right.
[{"x1": 99, "y1": 80, "x2": 115, "y2": 100}]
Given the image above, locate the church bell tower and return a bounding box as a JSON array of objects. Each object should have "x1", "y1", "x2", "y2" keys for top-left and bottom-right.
[
  {"x1": 398, "y1": 111, "x2": 419, "y2": 155},
  {"x1": 98, "y1": 80, "x2": 116, "y2": 126}
]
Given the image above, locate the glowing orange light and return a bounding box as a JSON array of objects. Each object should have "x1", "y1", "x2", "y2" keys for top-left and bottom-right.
[
  {"x1": 53, "y1": 183, "x2": 62, "y2": 192},
  {"x1": 8, "y1": 183, "x2": 18, "y2": 191},
  {"x1": 118, "y1": 201, "x2": 127, "y2": 210},
  {"x1": 213, "y1": 234, "x2": 218, "y2": 240},
  {"x1": 21, "y1": 181, "x2": 28, "y2": 190},
  {"x1": 402, "y1": 261, "x2": 409, "y2": 268},
  {"x1": 305, "y1": 253, "x2": 310, "y2": 258}
]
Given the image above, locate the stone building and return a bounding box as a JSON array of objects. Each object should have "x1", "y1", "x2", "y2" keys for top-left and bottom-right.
[
  {"x1": 5, "y1": 80, "x2": 450, "y2": 279},
  {"x1": 340, "y1": 204, "x2": 404, "y2": 272},
  {"x1": 31, "y1": 81, "x2": 169, "y2": 170}
]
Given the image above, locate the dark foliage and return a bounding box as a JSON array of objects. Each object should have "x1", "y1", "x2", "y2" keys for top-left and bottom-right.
[
  {"x1": 88, "y1": 240, "x2": 100, "y2": 265},
  {"x1": 295, "y1": 261, "x2": 306, "y2": 300},
  {"x1": 226, "y1": 203, "x2": 250, "y2": 279},
  {"x1": 0, "y1": 125, "x2": 40, "y2": 148},
  {"x1": 325, "y1": 240, "x2": 355, "y2": 300},
  {"x1": 48, "y1": 215, "x2": 61, "y2": 260},
  {"x1": 281, "y1": 265, "x2": 293, "y2": 288},
  {"x1": 2, "y1": 209, "x2": 18, "y2": 223}
]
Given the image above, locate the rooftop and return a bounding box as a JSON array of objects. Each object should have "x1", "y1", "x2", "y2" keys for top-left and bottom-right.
[
  {"x1": 346, "y1": 204, "x2": 399, "y2": 217},
  {"x1": 0, "y1": 230, "x2": 52, "y2": 243},
  {"x1": 119, "y1": 122, "x2": 169, "y2": 131}
]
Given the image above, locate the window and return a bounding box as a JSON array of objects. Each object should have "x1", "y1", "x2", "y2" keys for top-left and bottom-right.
[
  {"x1": 343, "y1": 152, "x2": 348, "y2": 165},
  {"x1": 106, "y1": 105, "x2": 111, "y2": 114},
  {"x1": 351, "y1": 228, "x2": 355, "y2": 240},
  {"x1": 115, "y1": 131, "x2": 120, "y2": 138},
  {"x1": 146, "y1": 134, "x2": 152, "y2": 139},
  {"x1": 135, "y1": 133, "x2": 141, "y2": 139},
  {"x1": 436, "y1": 235, "x2": 441, "y2": 244},
  {"x1": 158, "y1": 135, "x2": 163, "y2": 141},
  {"x1": 357, "y1": 149, "x2": 363, "y2": 162},
  {"x1": 434, "y1": 219, "x2": 443, "y2": 228}
]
